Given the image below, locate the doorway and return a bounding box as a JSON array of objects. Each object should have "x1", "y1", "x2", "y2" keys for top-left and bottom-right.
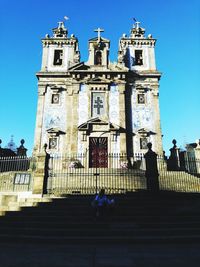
[{"x1": 89, "y1": 137, "x2": 108, "y2": 167}]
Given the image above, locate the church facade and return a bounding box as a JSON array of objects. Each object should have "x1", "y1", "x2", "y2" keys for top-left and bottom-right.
[{"x1": 33, "y1": 21, "x2": 163, "y2": 165}]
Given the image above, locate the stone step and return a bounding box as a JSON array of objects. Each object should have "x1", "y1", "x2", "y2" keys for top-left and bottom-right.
[
  {"x1": 11, "y1": 206, "x2": 200, "y2": 216},
  {"x1": 1, "y1": 192, "x2": 200, "y2": 244},
  {"x1": 0, "y1": 233, "x2": 200, "y2": 244},
  {"x1": 2, "y1": 213, "x2": 200, "y2": 224},
  {"x1": 0, "y1": 232, "x2": 200, "y2": 245},
  {"x1": 0, "y1": 225, "x2": 199, "y2": 236},
  {"x1": 0, "y1": 220, "x2": 199, "y2": 229}
]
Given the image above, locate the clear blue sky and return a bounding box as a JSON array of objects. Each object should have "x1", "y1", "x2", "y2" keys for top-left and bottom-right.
[{"x1": 0, "y1": 0, "x2": 199, "y2": 156}]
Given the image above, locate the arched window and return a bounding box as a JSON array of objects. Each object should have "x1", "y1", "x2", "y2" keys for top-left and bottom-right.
[{"x1": 95, "y1": 51, "x2": 102, "y2": 65}]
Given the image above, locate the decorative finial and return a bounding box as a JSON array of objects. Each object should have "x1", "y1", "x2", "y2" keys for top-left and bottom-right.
[
  {"x1": 94, "y1": 27, "x2": 104, "y2": 42},
  {"x1": 172, "y1": 139, "x2": 177, "y2": 146},
  {"x1": 20, "y1": 139, "x2": 25, "y2": 146}
]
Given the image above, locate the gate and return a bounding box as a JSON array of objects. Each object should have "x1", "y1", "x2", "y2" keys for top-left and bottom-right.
[
  {"x1": 46, "y1": 153, "x2": 200, "y2": 195},
  {"x1": 47, "y1": 153, "x2": 146, "y2": 195}
]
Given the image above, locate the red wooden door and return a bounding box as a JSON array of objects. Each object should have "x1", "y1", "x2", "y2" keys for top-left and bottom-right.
[{"x1": 89, "y1": 137, "x2": 108, "y2": 168}]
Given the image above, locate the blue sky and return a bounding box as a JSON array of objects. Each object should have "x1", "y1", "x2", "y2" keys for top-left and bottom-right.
[{"x1": 0, "y1": 0, "x2": 199, "y2": 156}]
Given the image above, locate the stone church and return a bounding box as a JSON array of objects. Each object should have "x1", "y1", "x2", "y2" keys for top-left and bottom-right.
[{"x1": 33, "y1": 20, "x2": 163, "y2": 165}]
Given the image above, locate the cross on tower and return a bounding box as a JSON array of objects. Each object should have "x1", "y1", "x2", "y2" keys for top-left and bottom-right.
[
  {"x1": 94, "y1": 97, "x2": 103, "y2": 115},
  {"x1": 94, "y1": 28, "x2": 104, "y2": 42},
  {"x1": 133, "y1": 18, "x2": 140, "y2": 29}
]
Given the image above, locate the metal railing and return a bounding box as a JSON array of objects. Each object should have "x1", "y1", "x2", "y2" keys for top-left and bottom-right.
[
  {"x1": 47, "y1": 153, "x2": 200, "y2": 195},
  {"x1": 0, "y1": 153, "x2": 199, "y2": 194},
  {"x1": 47, "y1": 153, "x2": 146, "y2": 195}
]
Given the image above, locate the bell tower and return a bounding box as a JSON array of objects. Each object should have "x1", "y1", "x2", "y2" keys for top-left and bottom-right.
[
  {"x1": 87, "y1": 28, "x2": 110, "y2": 67},
  {"x1": 118, "y1": 20, "x2": 163, "y2": 154},
  {"x1": 33, "y1": 21, "x2": 81, "y2": 155},
  {"x1": 41, "y1": 21, "x2": 80, "y2": 72},
  {"x1": 118, "y1": 20, "x2": 156, "y2": 71}
]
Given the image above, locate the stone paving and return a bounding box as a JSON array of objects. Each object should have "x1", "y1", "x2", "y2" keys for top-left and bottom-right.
[{"x1": 0, "y1": 242, "x2": 200, "y2": 267}]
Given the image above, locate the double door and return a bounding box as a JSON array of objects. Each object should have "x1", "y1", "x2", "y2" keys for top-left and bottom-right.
[{"x1": 89, "y1": 137, "x2": 108, "y2": 168}]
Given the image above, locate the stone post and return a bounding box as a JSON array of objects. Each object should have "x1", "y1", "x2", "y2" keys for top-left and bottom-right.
[
  {"x1": 168, "y1": 139, "x2": 180, "y2": 171},
  {"x1": 17, "y1": 139, "x2": 27, "y2": 156},
  {"x1": 144, "y1": 142, "x2": 159, "y2": 192},
  {"x1": 32, "y1": 146, "x2": 47, "y2": 195}
]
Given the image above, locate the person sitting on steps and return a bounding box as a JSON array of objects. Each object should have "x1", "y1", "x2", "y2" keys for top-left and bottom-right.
[{"x1": 92, "y1": 189, "x2": 115, "y2": 217}]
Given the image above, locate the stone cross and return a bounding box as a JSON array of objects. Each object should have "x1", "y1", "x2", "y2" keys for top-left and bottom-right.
[
  {"x1": 135, "y1": 21, "x2": 140, "y2": 29},
  {"x1": 133, "y1": 18, "x2": 140, "y2": 29},
  {"x1": 58, "y1": 21, "x2": 64, "y2": 28},
  {"x1": 94, "y1": 28, "x2": 104, "y2": 42},
  {"x1": 94, "y1": 97, "x2": 103, "y2": 115}
]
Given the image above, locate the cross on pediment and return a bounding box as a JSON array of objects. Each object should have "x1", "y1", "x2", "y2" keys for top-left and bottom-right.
[
  {"x1": 94, "y1": 97, "x2": 103, "y2": 115},
  {"x1": 94, "y1": 27, "x2": 104, "y2": 42}
]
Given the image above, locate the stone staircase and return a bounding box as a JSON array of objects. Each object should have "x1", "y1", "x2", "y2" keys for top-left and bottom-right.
[
  {"x1": 159, "y1": 171, "x2": 200, "y2": 192},
  {"x1": 0, "y1": 191, "x2": 200, "y2": 243}
]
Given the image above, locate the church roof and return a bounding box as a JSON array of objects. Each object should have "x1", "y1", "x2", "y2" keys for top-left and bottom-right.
[
  {"x1": 5, "y1": 136, "x2": 17, "y2": 153},
  {"x1": 88, "y1": 37, "x2": 110, "y2": 43}
]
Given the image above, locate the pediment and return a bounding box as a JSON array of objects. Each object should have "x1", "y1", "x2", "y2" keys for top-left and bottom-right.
[
  {"x1": 137, "y1": 128, "x2": 156, "y2": 136},
  {"x1": 86, "y1": 76, "x2": 111, "y2": 83},
  {"x1": 78, "y1": 117, "x2": 123, "y2": 132},
  {"x1": 46, "y1": 127, "x2": 66, "y2": 135},
  {"x1": 68, "y1": 62, "x2": 90, "y2": 71}
]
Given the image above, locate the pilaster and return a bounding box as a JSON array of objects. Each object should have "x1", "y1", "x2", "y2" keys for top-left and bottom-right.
[
  {"x1": 65, "y1": 84, "x2": 79, "y2": 154},
  {"x1": 118, "y1": 83, "x2": 126, "y2": 153},
  {"x1": 33, "y1": 85, "x2": 46, "y2": 156},
  {"x1": 70, "y1": 83, "x2": 79, "y2": 153},
  {"x1": 152, "y1": 84, "x2": 163, "y2": 155}
]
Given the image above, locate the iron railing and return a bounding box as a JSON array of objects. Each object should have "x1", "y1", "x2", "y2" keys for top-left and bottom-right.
[
  {"x1": 47, "y1": 153, "x2": 146, "y2": 195},
  {"x1": 47, "y1": 153, "x2": 200, "y2": 195},
  {"x1": 0, "y1": 153, "x2": 199, "y2": 194}
]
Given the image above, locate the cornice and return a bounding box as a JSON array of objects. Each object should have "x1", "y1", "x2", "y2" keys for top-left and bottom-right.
[{"x1": 120, "y1": 38, "x2": 156, "y2": 47}]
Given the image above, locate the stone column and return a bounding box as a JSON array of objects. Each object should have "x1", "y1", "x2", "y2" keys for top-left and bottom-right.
[
  {"x1": 33, "y1": 84, "x2": 46, "y2": 156},
  {"x1": 118, "y1": 83, "x2": 126, "y2": 153}
]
